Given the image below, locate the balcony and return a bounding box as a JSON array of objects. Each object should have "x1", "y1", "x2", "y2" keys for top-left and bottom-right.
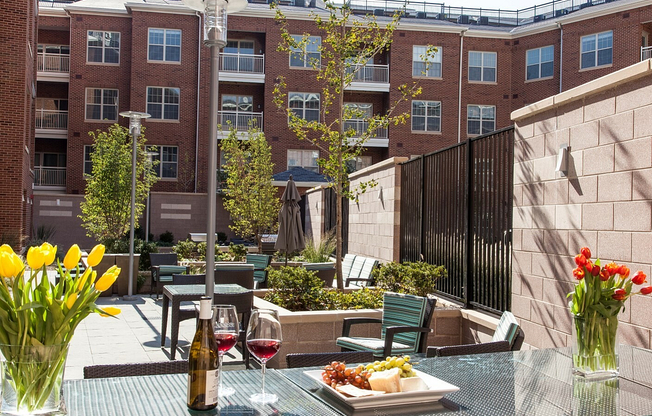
[
  {"x1": 344, "y1": 119, "x2": 389, "y2": 147},
  {"x1": 642, "y1": 46, "x2": 652, "y2": 61},
  {"x1": 218, "y1": 53, "x2": 265, "y2": 83},
  {"x1": 217, "y1": 111, "x2": 263, "y2": 138},
  {"x1": 34, "y1": 167, "x2": 66, "y2": 189},
  {"x1": 345, "y1": 63, "x2": 390, "y2": 92},
  {"x1": 35, "y1": 109, "x2": 68, "y2": 138},
  {"x1": 37, "y1": 53, "x2": 69, "y2": 82}
]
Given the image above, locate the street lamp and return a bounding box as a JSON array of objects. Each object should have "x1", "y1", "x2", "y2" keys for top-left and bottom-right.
[
  {"x1": 184, "y1": 0, "x2": 247, "y2": 298},
  {"x1": 119, "y1": 110, "x2": 151, "y2": 300}
]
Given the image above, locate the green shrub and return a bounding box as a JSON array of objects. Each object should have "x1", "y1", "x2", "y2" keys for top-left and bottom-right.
[
  {"x1": 137, "y1": 272, "x2": 147, "y2": 292},
  {"x1": 102, "y1": 237, "x2": 158, "y2": 271},
  {"x1": 173, "y1": 239, "x2": 197, "y2": 260},
  {"x1": 265, "y1": 266, "x2": 383, "y2": 311},
  {"x1": 225, "y1": 243, "x2": 247, "y2": 262},
  {"x1": 300, "y1": 232, "x2": 335, "y2": 263},
  {"x1": 159, "y1": 230, "x2": 174, "y2": 244},
  {"x1": 373, "y1": 261, "x2": 447, "y2": 297}
]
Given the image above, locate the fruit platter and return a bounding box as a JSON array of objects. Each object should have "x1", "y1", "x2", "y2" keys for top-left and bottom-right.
[{"x1": 303, "y1": 355, "x2": 459, "y2": 410}]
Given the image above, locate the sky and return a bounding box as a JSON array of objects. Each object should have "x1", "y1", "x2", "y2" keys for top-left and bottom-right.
[{"x1": 441, "y1": 0, "x2": 543, "y2": 10}]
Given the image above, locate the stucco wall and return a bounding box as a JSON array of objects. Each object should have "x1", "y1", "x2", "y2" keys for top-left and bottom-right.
[
  {"x1": 511, "y1": 60, "x2": 652, "y2": 350},
  {"x1": 347, "y1": 157, "x2": 408, "y2": 262}
]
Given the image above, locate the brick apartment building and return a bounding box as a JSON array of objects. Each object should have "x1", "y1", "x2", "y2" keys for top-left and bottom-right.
[{"x1": 3, "y1": 0, "x2": 652, "y2": 246}]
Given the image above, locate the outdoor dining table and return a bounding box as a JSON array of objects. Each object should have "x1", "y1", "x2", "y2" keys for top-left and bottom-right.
[
  {"x1": 62, "y1": 345, "x2": 652, "y2": 415},
  {"x1": 160, "y1": 283, "x2": 252, "y2": 360}
]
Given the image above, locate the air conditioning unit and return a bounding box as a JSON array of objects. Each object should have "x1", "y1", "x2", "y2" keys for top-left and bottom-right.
[
  {"x1": 416, "y1": 11, "x2": 427, "y2": 18},
  {"x1": 579, "y1": 1, "x2": 593, "y2": 9},
  {"x1": 555, "y1": 9, "x2": 569, "y2": 17},
  {"x1": 457, "y1": 14, "x2": 470, "y2": 24},
  {"x1": 533, "y1": 14, "x2": 546, "y2": 22},
  {"x1": 478, "y1": 16, "x2": 489, "y2": 25},
  {"x1": 373, "y1": 8, "x2": 384, "y2": 16}
]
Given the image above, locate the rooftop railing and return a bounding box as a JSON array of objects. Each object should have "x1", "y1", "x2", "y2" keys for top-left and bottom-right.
[
  {"x1": 34, "y1": 167, "x2": 66, "y2": 187},
  {"x1": 35, "y1": 109, "x2": 68, "y2": 130},
  {"x1": 219, "y1": 52, "x2": 265, "y2": 74},
  {"x1": 38, "y1": 0, "x2": 76, "y2": 8},
  {"x1": 37, "y1": 53, "x2": 70, "y2": 73},
  {"x1": 217, "y1": 111, "x2": 263, "y2": 132}
]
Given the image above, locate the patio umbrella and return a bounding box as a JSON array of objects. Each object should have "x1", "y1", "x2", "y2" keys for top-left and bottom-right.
[{"x1": 275, "y1": 175, "x2": 305, "y2": 265}]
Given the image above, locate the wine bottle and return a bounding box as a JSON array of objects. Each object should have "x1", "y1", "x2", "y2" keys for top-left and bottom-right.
[{"x1": 187, "y1": 296, "x2": 220, "y2": 411}]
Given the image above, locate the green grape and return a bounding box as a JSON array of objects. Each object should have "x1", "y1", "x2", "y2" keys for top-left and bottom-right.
[
  {"x1": 402, "y1": 363, "x2": 412, "y2": 372},
  {"x1": 404, "y1": 355, "x2": 411, "y2": 362},
  {"x1": 395, "y1": 357, "x2": 405, "y2": 367}
]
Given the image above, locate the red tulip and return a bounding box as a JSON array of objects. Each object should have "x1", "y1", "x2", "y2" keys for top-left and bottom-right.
[
  {"x1": 632, "y1": 271, "x2": 647, "y2": 285},
  {"x1": 575, "y1": 254, "x2": 587, "y2": 267},
  {"x1": 605, "y1": 262, "x2": 619, "y2": 276},
  {"x1": 641, "y1": 286, "x2": 652, "y2": 295},
  {"x1": 599, "y1": 268, "x2": 610, "y2": 281},
  {"x1": 618, "y1": 265, "x2": 630, "y2": 279},
  {"x1": 612, "y1": 288, "x2": 627, "y2": 301},
  {"x1": 573, "y1": 267, "x2": 585, "y2": 280},
  {"x1": 591, "y1": 264, "x2": 600, "y2": 277},
  {"x1": 580, "y1": 247, "x2": 591, "y2": 259}
]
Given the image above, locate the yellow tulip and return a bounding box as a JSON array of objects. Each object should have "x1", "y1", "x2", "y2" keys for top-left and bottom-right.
[
  {"x1": 99, "y1": 306, "x2": 121, "y2": 317},
  {"x1": 0, "y1": 252, "x2": 14, "y2": 277},
  {"x1": 87, "y1": 244, "x2": 105, "y2": 267},
  {"x1": 0, "y1": 244, "x2": 15, "y2": 254},
  {"x1": 27, "y1": 247, "x2": 45, "y2": 270},
  {"x1": 40, "y1": 242, "x2": 57, "y2": 266},
  {"x1": 10, "y1": 253, "x2": 23, "y2": 277},
  {"x1": 64, "y1": 244, "x2": 81, "y2": 270},
  {"x1": 95, "y1": 267, "x2": 120, "y2": 292},
  {"x1": 76, "y1": 268, "x2": 92, "y2": 291},
  {"x1": 66, "y1": 293, "x2": 78, "y2": 309}
]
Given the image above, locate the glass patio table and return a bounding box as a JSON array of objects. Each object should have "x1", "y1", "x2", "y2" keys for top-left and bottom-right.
[{"x1": 280, "y1": 344, "x2": 652, "y2": 416}]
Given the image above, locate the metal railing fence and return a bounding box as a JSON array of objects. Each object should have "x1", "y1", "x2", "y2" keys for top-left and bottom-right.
[
  {"x1": 346, "y1": 63, "x2": 389, "y2": 83},
  {"x1": 35, "y1": 109, "x2": 68, "y2": 130},
  {"x1": 37, "y1": 53, "x2": 70, "y2": 73},
  {"x1": 219, "y1": 53, "x2": 265, "y2": 74},
  {"x1": 400, "y1": 126, "x2": 514, "y2": 313},
  {"x1": 34, "y1": 167, "x2": 66, "y2": 187},
  {"x1": 217, "y1": 111, "x2": 263, "y2": 131}
]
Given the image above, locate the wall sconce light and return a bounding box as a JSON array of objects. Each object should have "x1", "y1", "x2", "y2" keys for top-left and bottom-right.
[
  {"x1": 378, "y1": 185, "x2": 384, "y2": 201},
  {"x1": 555, "y1": 144, "x2": 569, "y2": 176}
]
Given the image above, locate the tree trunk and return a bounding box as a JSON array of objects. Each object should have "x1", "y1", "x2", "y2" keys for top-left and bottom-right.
[{"x1": 336, "y1": 183, "x2": 343, "y2": 290}]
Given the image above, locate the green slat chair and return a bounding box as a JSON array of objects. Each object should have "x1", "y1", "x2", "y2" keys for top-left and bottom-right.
[
  {"x1": 345, "y1": 258, "x2": 378, "y2": 287},
  {"x1": 245, "y1": 254, "x2": 271, "y2": 288},
  {"x1": 336, "y1": 292, "x2": 436, "y2": 358},
  {"x1": 341, "y1": 254, "x2": 356, "y2": 281}
]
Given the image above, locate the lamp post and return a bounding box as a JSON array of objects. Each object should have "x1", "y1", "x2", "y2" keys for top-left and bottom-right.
[
  {"x1": 184, "y1": 0, "x2": 247, "y2": 298},
  {"x1": 119, "y1": 111, "x2": 151, "y2": 300}
]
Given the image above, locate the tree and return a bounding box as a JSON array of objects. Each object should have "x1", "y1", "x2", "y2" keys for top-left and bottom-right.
[
  {"x1": 273, "y1": 3, "x2": 424, "y2": 289},
  {"x1": 220, "y1": 127, "x2": 280, "y2": 251},
  {"x1": 80, "y1": 124, "x2": 158, "y2": 244}
]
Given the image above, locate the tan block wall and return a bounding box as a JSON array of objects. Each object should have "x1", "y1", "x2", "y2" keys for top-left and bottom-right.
[
  {"x1": 304, "y1": 186, "x2": 324, "y2": 242},
  {"x1": 511, "y1": 61, "x2": 652, "y2": 350},
  {"x1": 347, "y1": 157, "x2": 408, "y2": 262}
]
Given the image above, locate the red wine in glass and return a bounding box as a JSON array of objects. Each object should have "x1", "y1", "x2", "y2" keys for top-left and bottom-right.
[
  {"x1": 215, "y1": 333, "x2": 238, "y2": 353},
  {"x1": 246, "y1": 339, "x2": 281, "y2": 361}
]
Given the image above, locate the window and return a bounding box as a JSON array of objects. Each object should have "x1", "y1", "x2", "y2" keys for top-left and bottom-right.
[
  {"x1": 288, "y1": 149, "x2": 319, "y2": 172},
  {"x1": 83, "y1": 145, "x2": 93, "y2": 175},
  {"x1": 35, "y1": 153, "x2": 66, "y2": 168},
  {"x1": 85, "y1": 88, "x2": 118, "y2": 121},
  {"x1": 147, "y1": 87, "x2": 180, "y2": 121},
  {"x1": 289, "y1": 35, "x2": 321, "y2": 68},
  {"x1": 412, "y1": 101, "x2": 441, "y2": 132},
  {"x1": 581, "y1": 31, "x2": 613, "y2": 69},
  {"x1": 148, "y1": 28, "x2": 181, "y2": 62},
  {"x1": 222, "y1": 95, "x2": 253, "y2": 112},
  {"x1": 467, "y1": 105, "x2": 495, "y2": 136},
  {"x1": 148, "y1": 145, "x2": 178, "y2": 178},
  {"x1": 526, "y1": 46, "x2": 554, "y2": 80},
  {"x1": 468, "y1": 51, "x2": 497, "y2": 82},
  {"x1": 412, "y1": 46, "x2": 441, "y2": 78},
  {"x1": 87, "y1": 31, "x2": 120, "y2": 64},
  {"x1": 346, "y1": 156, "x2": 372, "y2": 173},
  {"x1": 289, "y1": 92, "x2": 320, "y2": 121}
]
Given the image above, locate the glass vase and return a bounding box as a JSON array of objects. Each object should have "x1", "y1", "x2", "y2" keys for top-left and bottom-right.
[
  {"x1": 1, "y1": 344, "x2": 68, "y2": 415},
  {"x1": 572, "y1": 376, "x2": 619, "y2": 416},
  {"x1": 572, "y1": 314, "x2": 619, "y2": 379}
]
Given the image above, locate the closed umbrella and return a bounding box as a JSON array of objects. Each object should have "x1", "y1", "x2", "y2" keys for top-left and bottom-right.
[{"x1": 275, "y1": 175, "x2": 305, "y2": 264}]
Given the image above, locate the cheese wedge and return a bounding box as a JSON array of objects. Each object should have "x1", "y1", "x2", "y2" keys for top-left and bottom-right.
[
  {"x1": 400, "y1": 376, "x2": 428, "y2": 392},
  {"x1": 368, "y1": 367, "x2": 401, "y2": 393},
  {"x1": 336, "y1": 384, "x2": 385, "y2": 398}
]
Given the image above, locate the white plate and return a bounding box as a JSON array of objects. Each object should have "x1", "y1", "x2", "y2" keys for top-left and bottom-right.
[{"x1": 303, "y1": 369, "x2": 459, "y2": 410}]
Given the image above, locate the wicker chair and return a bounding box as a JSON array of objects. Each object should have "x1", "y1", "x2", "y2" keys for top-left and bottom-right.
[
  {"x1": 285, "y1": 351, "x2": 374, "y2": 368},
  {"x1": 83, "y1": 360, "x2": 188, "y2": 379},
  {"x1": 215, "y1": 263, "x2": 255, "y2": 289},
  {"x1": 426, "y1": 311, "x2": 525, "y2": 358}
]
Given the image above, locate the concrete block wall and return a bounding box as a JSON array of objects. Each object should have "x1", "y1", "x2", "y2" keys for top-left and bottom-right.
[
  {"x1": 511, "y1": 60, "x2": 652, "y2": 350},
  {"x1": 347, "y1": 157, "x2": 408, "y2": 263},
  {"x1": 303, "y1": 186, "x2": 324, "y2": 242}
]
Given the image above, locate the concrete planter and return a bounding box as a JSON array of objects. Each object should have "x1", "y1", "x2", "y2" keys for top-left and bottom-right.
[{"x1": 95, "y1": 254, "x2": 140, "y2": 297}]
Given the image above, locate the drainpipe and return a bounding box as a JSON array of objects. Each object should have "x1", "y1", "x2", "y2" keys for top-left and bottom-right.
[
  {"x1": 195, "y1": 11, "x2": 202, "y2": 192},
  {"x1": 558, "y1": 22, "x2": 563, "y2": 93},
  {"x1": 458, "y1": 29, "x2": 467, "y2": 143}
]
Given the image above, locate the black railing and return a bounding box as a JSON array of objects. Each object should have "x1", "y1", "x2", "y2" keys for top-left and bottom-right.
[{"x1": 400, "y1": 126, "x2": 514, "y2": 313}]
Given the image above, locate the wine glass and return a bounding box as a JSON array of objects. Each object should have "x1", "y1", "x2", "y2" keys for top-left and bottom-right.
[
  {"x1": 246, "y1": 309, "x2": 282, "y2": 405},
  {"x1": 212, "y1": 304, "x2": 239, "y2": 397}
]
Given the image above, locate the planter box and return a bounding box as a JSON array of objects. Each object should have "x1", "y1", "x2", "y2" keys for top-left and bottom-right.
[{"x1": 95, "y1": 254, "x2": 140, "y2": 297}]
